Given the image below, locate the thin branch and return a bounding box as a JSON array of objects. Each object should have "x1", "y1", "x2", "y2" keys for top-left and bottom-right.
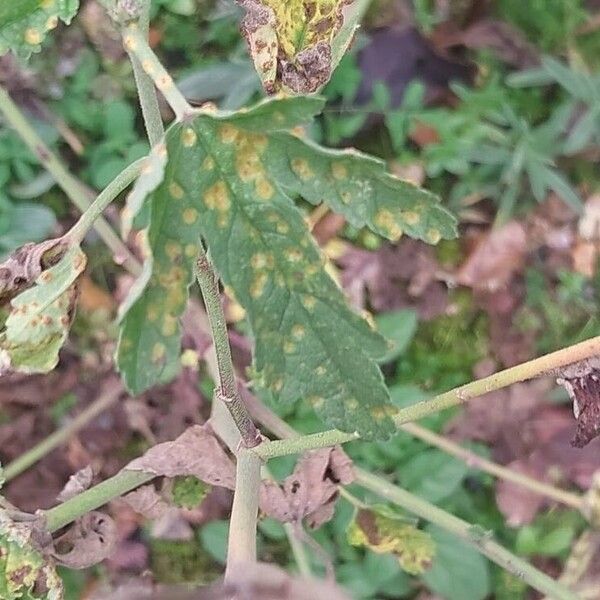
[
  {"x1": 253, "y1": 335, "x2": 600, "y2": 459},
  {"x1": 225, "y1": 448, "x2": 262, "y2": 579},
  {"x1": 124, "y1": 0, "x2": 164, "y2": 146},
  {"x1": 3, "y1": 381, "x2": 123, "y2": 482},
  {"x1": 43, "y1": 469, "x2": 153, "y2": 533},
  {"x1": 195, "y1": 248, "x2": 261, "y2": 448},
  {"x1": 354, "y1": 467, "x2": 579, "y2": 600},
  {"x1": 66, "y1": 159, "x2": 143, "y2": 246},
  {"x1": 122, "y1": 23, "x2": 193, "y2": 121},
  {"x1": 0, "y1": 85, "x2": 140, "y2": 276},
  {"x1": 400, "y1": 422, "x2": 583, "y2": 511}
]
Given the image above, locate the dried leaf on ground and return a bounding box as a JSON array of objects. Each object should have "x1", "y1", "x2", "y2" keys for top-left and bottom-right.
[
  {"x1": 51, "y1": 511, "x2": 116, "y2": 569},
  {"x1": 348, "y1": 505, "x2": 435, "y2": 574},
  {"x1": 557, "y1": 357, "x2": 600, "y2": 448},
  {"x1": 434, "y1": 19, "x2": 539, "y2": 67},
  {"x1": 495, "y1": 458, "x2": 546, "y2": 526},
  {"x1": 260, "y1": 446, "x2": 354, "y2": 528},
  {"x1": 56, "y1": 465, "x2": 93, "y2": 502},
  {"x1": 124, "y1": 423, "x2": 235, "y2": 489},
  {"x1": 457, "y1": 222, "x2": 527, "y2": 291},
  {"x1": 338, "y1": 240, "x2": 448, "y2": 318},
  {"x1": 219, "y1": 561, "x2": 351, "y2": 599}
]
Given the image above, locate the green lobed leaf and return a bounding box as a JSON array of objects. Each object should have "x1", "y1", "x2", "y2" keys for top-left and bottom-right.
[
  {"x1": 0, "y1": 510, "x2": 64, "y2": 600},
  {"x1": 0, "y1": 245, "x2": 86, "y2": 374},
  {"x1": 0, "y1": 0, "x2": 79, "y2": 59},
  {"x1": 117, "y1": 96, "x2": 456, "y2": 439}
]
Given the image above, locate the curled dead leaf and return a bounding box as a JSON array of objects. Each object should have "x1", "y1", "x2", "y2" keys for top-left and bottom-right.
[
  {"x1": 57, "y1": 465, "x2": 94, "y2": 502},
  {"x1": 0, "y1": 238, "x2": 64, "y2": 304},
  {"x1": 123, "y1": 484, "x2": 170, "y2": 520},
  {"x1": 124, "y1": 423, "x2": 235, "y2": 489},
  {"x1": 51, "y1": 511, "x2": 116, "y2": 569},
  {"x1": 260, "y1": 446, "x2": 354, "y2": 528},
  {"x1": 557, "y1": 357, "x2": 600, "y2": 448},
  {"x1": 457, "y1": 222, "x2": 527, "y2": 292}
]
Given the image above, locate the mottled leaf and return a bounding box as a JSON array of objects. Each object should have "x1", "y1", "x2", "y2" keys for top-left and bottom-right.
[
  {"x1": 124, "y1": 423, "x2": 236, "y2": 489},
  {"x1": 238, "y1": 0, "x2": 353, "y2": 93},
  {"x1": 260, "y1": 447, "x2": 354, "y2": 528},
  {"x1": 348, "y1": 505, "x2": 435, "y2": 575},
  {"x1": 0, "y1": 510, "x2": 63, "y2": 600},
  {"x1": 0, "y1": 0, "x2": 79, "y2": 59},
  {"x1": 0, "y1": 245, "x2": 86, "y2": 375},
  {"x1": 117, "y1": 96, "x2": 455, "y2": 439},
  {"x1": 51, "y1": 512, "x2": 115, "y2": 570}
]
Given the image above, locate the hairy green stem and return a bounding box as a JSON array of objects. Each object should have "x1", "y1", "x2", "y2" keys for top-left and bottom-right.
[
  {"x1": 122, "y1": 23, "x2": 192, "y2": 120},
  {"x1": 225, "y1": 449, "x2": 262, "y2": 578},
  {"x1": 124, "y1": 0, "x2": 164, "y2": 146},
  {"x1": 44, "y1": 469, "x2": 153, "y2": 532},
  {"x1": 66, "y1": 159, "x2": 143, "y2": 247},
  {"x1": 401, "y1": 422, "x2": 583, "y2": 511},
  {"x1": 0, "y1": 86, "x2": 139, "y2": 275},
  {"x1": 3, "y1": 382, "x2": 123, "y2": 482},
  {"x1": 195, "y1": 249, "x2": 261, "y2": 448},
  {"x1": 253, "y1": 335, "x2": 600, "y2": 459},
  {"x1": 354, "y1": 468, "x2": 579, "y2": 600}
]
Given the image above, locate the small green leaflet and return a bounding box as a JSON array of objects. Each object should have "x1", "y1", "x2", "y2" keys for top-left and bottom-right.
[
  {"x1": 0, "y1": 245, "x2": 86, "y2": 375},
  {"x1": 117, "y1": 96, "x2": 456, "y2": 440},
  {"x1": 0, "y1": 511, "x2": 64, "y2": 600},
  {"x1": 0, "y1": 0, "x2": 79, "y2": 59}
]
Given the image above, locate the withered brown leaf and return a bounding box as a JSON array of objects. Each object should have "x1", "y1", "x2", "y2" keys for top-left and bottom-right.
[
  {"x1": 557, "y1": 357, "x2": 600, "y2": 448},
  {"x1": 51, "y1": 511, "x2": 116, "y2": 569},
  {"x1": 260, "y1": 446, "x2": 354, "y2": 528},
  {"x1": 124, "y1": 423, "x2": 236, "y2": 489}
]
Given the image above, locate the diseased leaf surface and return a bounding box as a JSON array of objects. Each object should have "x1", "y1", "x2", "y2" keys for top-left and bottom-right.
[
  {"x1": 117, "y1": 96, "x2": 456, "y2": 439},
  {"x1": 0, "y1": 510, "x2": 63, "y2": 600},
  {"x1": 347, "y1": 504, "x2": 435, "y2": 575},
  {"x1": 0, "y1": 0, "x2": 79, "y2": 59},
  {"x1": 0, "y1": 245, "x2": 86, "y2": 375}
]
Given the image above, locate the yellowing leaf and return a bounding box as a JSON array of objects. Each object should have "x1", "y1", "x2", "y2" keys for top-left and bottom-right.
[
  {"x1": 0, "y1": 245, "x2": 86, "y2": 375},
  {"x1": 348, "y1": 506, "x2": 435, "y2": 575},
  {"x1": 0, "y1": 510, "x2": 64, "y2": 600},
  {"x1": 238, "y1": 0, "x2": 352, "y2": 93}
]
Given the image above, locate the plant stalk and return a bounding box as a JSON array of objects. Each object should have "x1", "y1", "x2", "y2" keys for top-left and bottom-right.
[
  {"x1": 122, "y1": 23, "x2": 192, "y2": 121},
  {"x1": 253, "y1": 335, "x2": 600, "y2": 459},
  {"x1": 44, "y1": 469, "x2": 153, "y2": 532},
  {"x1": 123, "y1": 0, "x2": 164, "y2": 146},
  {"x1": 354, "y1": 467, "x2": 579, "y2": 600},
  {"x1": 4, "y1": 381, "x2": 123, "y2": 482},
  {"x1": 0, "y1": 86, "x2": 139, "y2": 276},
  {"x1": 401, "y1": 422, "x2": 583, "y2": 510},
  {"x1": 66, "y1": 159, "x2": 143, "y2": 246},
  {"x1": 195, "y1": 249, "x2": 261, "y2": 448},
  {"x1": 225, "y1": 449, "x2": 262, "y2": 578}
]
